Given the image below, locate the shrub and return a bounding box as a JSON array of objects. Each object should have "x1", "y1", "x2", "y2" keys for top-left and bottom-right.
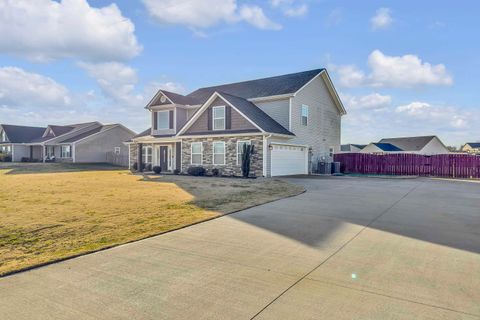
[
  {"x1": 153, "y1": 166, "x2": 162, "y2": 174},
  {"x1": 211, "y1": 168, "x2": 220, "y2": 177},
  {"x1": 187, "y1": 166, "x2": 206, "y2": 176},
  {"x1": 173, "y1": 169, "x2": 180, "y2": 175},
  {"x1": 132, "y1": 162, "x2": 138, "y2": 171},
  {"x1": 4, "y1": 156, "x2": 11, "y2": 162},
  {"x1": 241, "y1": 144, "x2": 255, "y2": 178},
  {"x1": 21, "y1": 157, "x2": 30, "y2": 163},
  {"x1": 145, "y1": 163, "x2": 152, "y2": 172}
]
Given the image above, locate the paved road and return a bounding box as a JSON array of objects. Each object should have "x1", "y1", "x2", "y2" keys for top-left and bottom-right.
[{"x1": 1, "y1": 177, "x2": 479, "y2": 319}]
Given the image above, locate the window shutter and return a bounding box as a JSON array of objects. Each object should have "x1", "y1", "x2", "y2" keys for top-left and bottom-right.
[
  {"x1": 207, "y1": 108, "x2": 212, "y2": 130},
  {"x1": 169, "y1": 110, "x2": 174, "y2": 129},
  {"x1": 153, "y1": 112, "x2": 158, "y2": 130},
  {"x1": 225, "y1": 106, "x2": 231, "y2": 130}
]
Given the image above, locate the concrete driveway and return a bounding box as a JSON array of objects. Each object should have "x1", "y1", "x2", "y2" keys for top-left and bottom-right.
[{"x1": 1, "y1": 177, "x2": 479, "y2": 319}]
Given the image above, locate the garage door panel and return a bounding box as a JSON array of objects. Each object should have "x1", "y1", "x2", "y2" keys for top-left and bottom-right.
[{"x1": 271, "y1": 145, "x2": 307, "y2": 176}]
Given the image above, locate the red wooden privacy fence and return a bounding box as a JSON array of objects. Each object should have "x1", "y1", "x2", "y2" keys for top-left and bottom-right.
[{"x1": 334, "y1": 153, "x2": 480, "y2": 179}]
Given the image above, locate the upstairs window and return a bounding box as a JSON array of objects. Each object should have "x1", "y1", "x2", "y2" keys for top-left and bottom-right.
[
  {"x1": 301, "y1": 105, "x2": 309, "y2": 126},
  {"x1": 0, "y1": 130, "x2": 6, "y2": 142},
  {"x1": 156, "y1": 111, "x2": 170, "y2": 130},
  {"x1": 212, "y1": 106, "x2": 225, "y2": 130}
]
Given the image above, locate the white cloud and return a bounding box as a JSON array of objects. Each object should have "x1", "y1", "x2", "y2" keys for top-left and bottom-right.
[
  {"x1": 143, "y1": 0, "x2": 281, "y2": 31},
  {"x1": 270, "y1": 0, "x2": 308, "y2": 17},
  {"x1": 79, "y1": 62, "x2": 143, "y2": 108},
  {"x1": 239, "y1": 6, "x2": 282, "y2": 30},
  {"x1": 0, "y1": 0, "x2": 141, "y2": 63},
  {"x1": 326, "y1": 8, "x2": 343, "y2": 27},
  {"x1": 0, "y1": 67, "x2": 71, "y2": 108},
  {"x1": 371, "y1": 8, "x2": 393, "y2": 30},
  {"x1": 395, "y1": 102, "x2": 469, "y2": 129},
  {"x1": 342, "y1": 93, "x2": 391, "y2": 110},
  {"x1": 333, "y1": 50, "x2": 453, "y2": 88}
]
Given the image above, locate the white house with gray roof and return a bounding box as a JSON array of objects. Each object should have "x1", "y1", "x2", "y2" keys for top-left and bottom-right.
[
  {"x1": 0, "y1": 122, "x2": 135, "y2": 164},
  {"x1": 360, "y1": 136, "x2": 450, "y2": 155},
  {"x1": 128, "y1": 69, "x2": 346, "y2": 177}
]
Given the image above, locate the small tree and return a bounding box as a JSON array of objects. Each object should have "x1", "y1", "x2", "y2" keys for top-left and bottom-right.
[{"x1": 241, "y1": 144, "x2": 255, "y2": 178}]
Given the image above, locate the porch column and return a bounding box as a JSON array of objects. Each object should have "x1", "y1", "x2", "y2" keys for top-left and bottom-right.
[
  {"x1": 29, "y1": 146, "x2": 33, "y2": 161},
  {"x1": 42, "y1": 145, "x2": 45, "y2": 163},
  {"x1": 137, "y1": 143, "x2": 143, "y2": 171}
]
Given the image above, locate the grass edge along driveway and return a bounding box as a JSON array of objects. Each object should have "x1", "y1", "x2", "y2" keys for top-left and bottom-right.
[{"x1": 0, "y1": 165, "x2": 304, "y2": 276}]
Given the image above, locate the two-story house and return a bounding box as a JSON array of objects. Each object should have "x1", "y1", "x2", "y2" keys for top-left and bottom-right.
[{"x1": 128, "y1": 69, "x2": 346, "y2": 177}]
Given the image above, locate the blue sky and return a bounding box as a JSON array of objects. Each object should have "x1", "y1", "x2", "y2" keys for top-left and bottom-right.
[{"x1": 0, "y1": 0, "x2": 479, "y2": 147}]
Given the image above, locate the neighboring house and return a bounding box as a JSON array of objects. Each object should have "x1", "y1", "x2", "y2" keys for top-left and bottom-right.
[
  {"x1": 0, "y1": 122, "x2": 135, "y2": 163},
  {"x1": 461, "y1": 142, "x2": 480, "y2": 154},
  {"x1": 127, "y1": 69, "x2": 346, "y2": 177},
  {"x1": 340, "y1": 144, "x2": 367, "y2": 153},
  {"x1": 360, "y1": 136, "x2": 450, "y2": 155}
]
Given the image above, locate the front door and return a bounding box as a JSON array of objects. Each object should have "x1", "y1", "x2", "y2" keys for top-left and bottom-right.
[{"x1": 160, "y1": 146, "x2": 168, "y2": 172}]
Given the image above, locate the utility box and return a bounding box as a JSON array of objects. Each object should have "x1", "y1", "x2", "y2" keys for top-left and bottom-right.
[
  {"x1": 332, "y1": 162, "x2": 341, "y2": 174},
  {"x1": 317, "y1": 162, "x2": 332, "y2": 174}
]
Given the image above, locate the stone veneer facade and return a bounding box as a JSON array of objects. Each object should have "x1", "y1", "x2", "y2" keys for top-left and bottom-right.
[{"x1": 181, "y1": 135, "x2": 263, "y2": 177}]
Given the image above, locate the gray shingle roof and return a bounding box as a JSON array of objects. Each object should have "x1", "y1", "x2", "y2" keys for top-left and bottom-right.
[
  {"x1": 378, "y1": 136, "x2": 436, "y2": 151},
  {"x1": 341, "y1": 144, "x2": 367, "y2": 151},
  {"x1": 57, "y1": 125, "x2": 117, "y2": 143},
  {"x1": 48, "y1": 125, "x2": 75, "y2": 136},
  {"x1": 217, "y1": 92, "x2": 294, "y2": 136},
  {"x1": 161, "y1": 90, "x2": 199, "y2": 106},
  {"x1": 186, "y1": 69, "x2": 324, "y2": 103},
  {"x1": 0, "y1": 124, "x2": 46, "y2": 143}
]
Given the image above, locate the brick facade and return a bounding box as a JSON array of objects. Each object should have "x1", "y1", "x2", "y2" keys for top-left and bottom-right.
[{"x1": 181, "y1": 135, "x2": 263, "y2": 177}]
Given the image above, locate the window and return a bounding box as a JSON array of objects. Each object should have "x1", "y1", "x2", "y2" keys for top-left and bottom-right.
[
  {"x1": 0, "y1": 130, "x2": 6, "y2": 142},
  {"x1": 191, "y1": 142, "x2": 202, "y2": 165},
  {"x1": 212, "y1": 106, "x2": 225, "y2": 130},
  {"x1": 142, "y1": 146, "x2": 153, "y2": 164},
  {"x1": 114, "y1": 147, "x2": 121, "y2": 155},
  {"x1": 45, "y1": 146, "x2": 55, "y2": 158},
  {"x1": 213, "y1": 141, "x2": 225, "y2": 165},
  {"x1": 156, "y1": 111, "x2": 170, "y2": 130},
  {"x1": 237, "y1": 140, "x2": 251, "y2": 165},
  {"x1": 329, "y1": 146, "x2": 334, "y2": 158},
  {"x1": 301, "y1": 105, "x2": 309, "y2": 126},
  {"x1": 61, "y1": 145, "x2": 71, "y2": 158}
]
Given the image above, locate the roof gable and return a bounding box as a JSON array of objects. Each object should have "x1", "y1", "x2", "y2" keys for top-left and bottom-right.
[
  {"x1": 177, "y1": 92, "x2": 293, "y2": 136},
  {"x1": 379, "y1": 136, "x2": 436, "y2": 151}
]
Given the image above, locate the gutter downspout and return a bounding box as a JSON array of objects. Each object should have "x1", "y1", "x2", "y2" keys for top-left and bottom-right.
[{"x1": 263, "y1": 134, "x2": 272, "y2": 177}]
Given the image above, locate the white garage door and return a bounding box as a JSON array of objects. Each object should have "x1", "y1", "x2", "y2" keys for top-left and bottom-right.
[{"x1": 271, "y1": 144, "x2": 308, "y2": 176}]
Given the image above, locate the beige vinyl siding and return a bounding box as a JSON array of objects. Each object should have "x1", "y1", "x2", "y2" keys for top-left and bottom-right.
[
  {"x1": 187, "y1": 107, "x2": 199, "y2": 120},
  {"x1": 255, "y1": 99, "x2": 290, "y2": 130},
  {"x1": 290, "y1": 75, "x2": 341, "y2": 162},
  {"x1": 176, "y1": 108, "x2": 188, "y2": 133},
  {"x1": 420, "y1": 137, "x2": 450, "y2": 154},
  {"x1": 74, "y1": 126, "x2": 134, "y2": 163}
]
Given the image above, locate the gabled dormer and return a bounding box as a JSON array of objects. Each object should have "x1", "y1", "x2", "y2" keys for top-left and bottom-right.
[
  {"x1": 0, "y1": 127, "x2": 9, "y2": 143},
  {"x1": 146, "y1": 90, "x2": 201, "y2": 136}
]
